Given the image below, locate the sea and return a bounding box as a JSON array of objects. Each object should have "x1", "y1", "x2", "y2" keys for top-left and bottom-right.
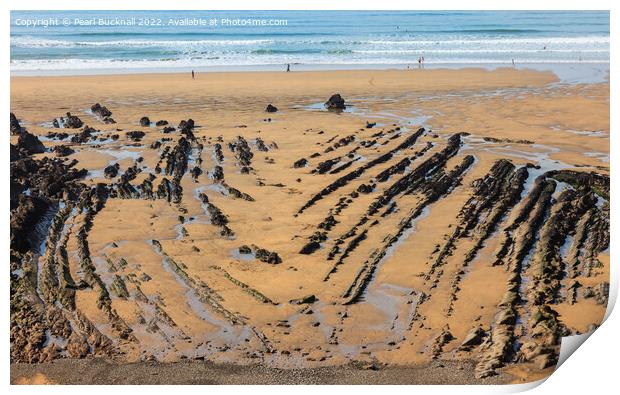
[{"x1": 10, "y1": 10, "x2": 610, "y2": 81}]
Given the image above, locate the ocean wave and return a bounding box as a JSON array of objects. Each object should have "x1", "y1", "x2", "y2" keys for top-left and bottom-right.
[
  {"x1": 433, "y1": 28, "x2": 546, "y2": 33},
  {"x1": 10, "y1": 36, "x2": 275, "y2": 48},
  {"x1": 11, "y1": 35, "x2": 610, "y2": 49},
  {"x1": 252, "y1": 49, "x2": 319, "y2": 55},
  {"x1": 251, "y1": 48, "x2": 354, "y2": 55},
  {"x1": 365, "y1": 36, "x2": 610, "y2": 46}
]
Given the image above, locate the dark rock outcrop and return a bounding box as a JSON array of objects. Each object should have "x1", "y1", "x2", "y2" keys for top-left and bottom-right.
[
  {"x1": 53, "y1": 145, "x2": 74, "y2": 157},
  {"x1": 17, "y1": 131, "x2": 46, "y2": 155},
  {"x1": 126, "y1": 131, "x2": 146, "y2": 142},
  {"x1": 91, "y1": 103, "x2": 112, "y2": 118},
  {"x1": 198, "y1": 192, "x2": 234, "y2": 237},
  {"x1": 11, "y1": 112, "x2": 23, "y2": 135},
  {"x1": 70, "y1": 126, "x2": 97, "y2": 144},
  {"x1": 211, "y1": 165, "x2": 224, "y2": 181},
  {"x1": 254, "y1": 246, "x2": 282, "y2": 264},
  {"x1": 104, "y1": 163, "x2": 120, "y2": 179},
  {"x1": 10, "y1": 195, "x2": 50, "y2": 253},
  {"x1": 313, "y1": 157, "x2": 341, "y2": 174},
  {"x1": 228, "y1": 136, "x2": 253, "y2": 173},
  {"x1": 357, "y1": 183, "x2": 374, "y2": 194},
  {"x1": 178, "y1": 119, "x2": 195, "y2": 134},
  {"x1": 238, "y1": 245, "x2": 252, "y2": 254},
  {"x1": 325, "y1": 94, "x2": 346, "y2": 111},
  {"x1": 293, "y1": 158, "x2": 308, "y2": 168},
  {"x1": 289, "y1": 294, "x2": 317, "y2": 304},
  {"x1": 61, "y1": 113, "x2": 83, "y2": 129},
  {"x1": 10, "y1": 144, "x2": 22, "y2": 162},
  {"x1": 213, "y1": 143, "x2": 224, "y2": 163},
  {"x1": 90, "y1": 103, "x2": 115, "y2": 123},
  {"x1": 299, "y1": 241, "x2": 321, "y2": 255},
  {"x1": 46, "y1": 132, "x2": 69, "y2": 141},
  {"x1": 255, "y1": 137, "x2": 269, "y2": 152}
]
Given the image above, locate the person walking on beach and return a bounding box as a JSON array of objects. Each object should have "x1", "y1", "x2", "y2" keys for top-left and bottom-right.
[
  {"x1": 191, "y1": 70, "x2": 195, "y2": 79},
  {"x1": 418, "y1": 57, "x2": 422, "y2": 69},
  {"x1": 512, "y1": 58, "x2": 515, "y2": 67},
  {"x1": 421, "y1": 56, "x2": 425, "y2": 69},
  {"x1": 286, "y1": 63, "x2": 290, "y2": 72}
]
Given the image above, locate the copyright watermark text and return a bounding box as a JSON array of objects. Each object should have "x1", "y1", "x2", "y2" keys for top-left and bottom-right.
[{"x1": 14, "y1": 17, "x2": 288, "y2": 28}]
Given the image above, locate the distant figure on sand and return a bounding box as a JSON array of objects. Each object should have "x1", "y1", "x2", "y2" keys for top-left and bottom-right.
[
  {"x1": 418, "y1": 57, "x2": 422, "y2": 68},
  {"x1": 191, "y1": 70, "x2": 195, "y2": 79},
  {"x1": 421, "y1": 56, "x2": 425, "y2": 68},
  {"x1": 286, "y1": 64, "x2": 290, "y2": 72},
  {"x1": 512, "y1": 58, "x2": 515, "y2": 67}
]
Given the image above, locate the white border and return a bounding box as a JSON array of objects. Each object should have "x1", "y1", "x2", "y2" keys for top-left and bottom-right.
[
  {"x1": 2, "y1": 1, "x2": 616, "y2": 394},
  {"x1": 2, "y1": 0, "x2": 618, "y2": 10}
]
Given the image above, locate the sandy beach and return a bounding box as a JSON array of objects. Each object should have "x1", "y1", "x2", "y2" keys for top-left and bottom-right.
[{"x1": 10, "y1": 67, "x2": 609, "y2": 384}]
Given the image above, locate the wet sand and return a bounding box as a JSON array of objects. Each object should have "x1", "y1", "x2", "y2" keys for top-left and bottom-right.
[{"x1": 10, "y1": 68, "x2": 609, "y2": 384}]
